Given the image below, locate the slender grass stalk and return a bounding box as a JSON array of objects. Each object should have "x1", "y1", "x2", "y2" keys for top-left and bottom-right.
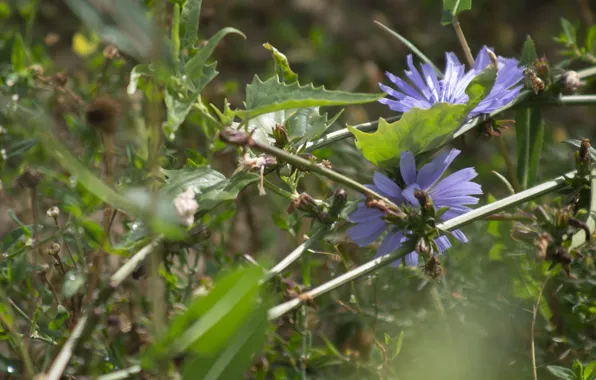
[
  {"x1": 45, "y1": 238, "x2": 162, "y2": 380},
  {"x1": 268, "y1": 169, "x2": 577, "y2": 320}
]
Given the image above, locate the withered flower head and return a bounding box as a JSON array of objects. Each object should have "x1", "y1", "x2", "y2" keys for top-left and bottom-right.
[
  {"x1": 86, "y1": 95, "x2": 121, "y2": 135},
  {"x1": 17, "y1": 168, "x2": 42, "y2": 188}
]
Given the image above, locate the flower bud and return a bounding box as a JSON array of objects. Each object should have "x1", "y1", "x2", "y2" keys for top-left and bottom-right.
[
  {"x1": 328, "y1": 189, "x2": 347, "y2": 219},
  {"x1": 559, "y1": 70, "x2": 582, "y2": 94},
  {"x1": 103, "y1": 45, "x2": 119, "y2": 60},
  {"x1": 424, "y1": 256, "x2": 443, "y2": 279},
  {"x1": 414, "y1": 189, "x2": 431, "y2": 209},
  {"x1": 579, "y1": 138, "x2": 591, "y2": 162},
  {"x1": 46, "y1": 242, "x2": 61, "y2": 256},
  {"x1": 46, "y1": 206, "x2": 60, "y2": 218},
  {"x1": 272, "y1": 124, "x2": 289, "y2": 148}
]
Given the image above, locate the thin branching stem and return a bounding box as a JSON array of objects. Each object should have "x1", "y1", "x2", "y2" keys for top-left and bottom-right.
[{"x1": 45, "y1": 238, "x2": 162, "y2": 380}]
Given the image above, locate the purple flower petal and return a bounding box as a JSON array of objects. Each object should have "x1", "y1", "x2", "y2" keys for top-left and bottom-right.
[
  {"x1": 400, "y1": 151, "x2": 417, "y2": 186},
  {"x1": 451, "y1": 229, "x2": 468, "y2": 243},
  {"x1": 405, "y1": 252, "x2": 419, "y2": 267},
  {"x1": 349, "y1": 203, "x2": 384, "y2": 223},
  {"x1": 373, "y1": 172, "x2": 403, "y2": 200},
  {"x1": 416, "y1": 149, "x2": 461, "y2": 190},
  {"x1": 435, "y1": 235, "x2": 452, "y2": 252},
  {"x1": 377, "y1": 230, "x2": 404, "y2": 256},
  {"x1": 347, "y1": 220, "x2": 387, "y2": 246}
]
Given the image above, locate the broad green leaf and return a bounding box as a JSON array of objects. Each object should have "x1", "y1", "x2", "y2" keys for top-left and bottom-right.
[
  {"x1": 547, "y1": 365, "x2": 576, "y2": 380},
  {"x1": 199, "y1": 172, "x2": 259, "y2": 212},
  {"x1": 441, "y1": 0, "x2": 472, "y2": 25},
  {"x1": 185, "y1": 27, "x2": 245, "y2": 79},
  {"x1": 180, "y1": 0, "x2": 202, "y2": 50},
  {"x1": 263, "y1": 43, "x2": 298, "y2": 83},
  {"x1": 182, "y1": 311, "x2": 268, "y2": 380},
  {"x1": 527, "y1": 106, "x2": 544, "y2": 187},
  {"x1": 520, "y1": 35, "x2": 538, "y2": 66},
  {"x1": 391, "y1": 331, "x2": 404, "y2": 360},
  {"x1": 162, "y1": 166, "x2": 227, "y2": 197},
  {"x1": 145, "y1": 266, "x2": 263, "y2": 364},
  {"x1": 239, "y1": 75, "x2": 384, "y2": 120},
  {"x1": 584, "y1": 360, "x2": 596, "y2": 380},
  {"x1": 561, "y1": 18, "x2": 577, "y2": 45},
  {"x1": 516, "y1": 107, "x2": 530, "y2": 189},
  {"x1": 348, "y1": 103, "x2": 468, "y2": 166},
  {"x1": 11, "y1": 34, "x2": 26, "y2": 72},
  {"x1": 465, "y1": 66, "x2": 497, "y2": 107}
]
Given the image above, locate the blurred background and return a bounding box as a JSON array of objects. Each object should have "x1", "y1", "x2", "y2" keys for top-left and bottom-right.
[{"x1": 1, "y1": 0, "x2": 596, "y2": 379}]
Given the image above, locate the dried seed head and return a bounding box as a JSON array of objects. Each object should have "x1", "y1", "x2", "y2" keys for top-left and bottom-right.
[
  {"x1": 17, "y1": 168, "x2": 42, "y2": 188},
  {"x1": 46, "y1": 206, "x2": 60, "y2": 218},
  {"x1": 46, "y1": 242, "x2": 61, "y2": 256},
  {"x1": 86, "y1": 95, "x2": 120, "y2": 135},
  {"x1": 424, "y1": 256, "x2": 443, "y2": 279},
  {"x1": 103, "y1": 45, "x2": 119, "y2": 60},
  {"x1": 174, "y1": 187, "x2": 199, "y2": 227},
  {"x1": 579, "y1": 138, "x2": 591, "y2": 162}
]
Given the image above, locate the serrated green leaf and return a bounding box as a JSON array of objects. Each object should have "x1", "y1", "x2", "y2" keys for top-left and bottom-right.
[
  {"x1": 185, "y1": 27, "x2": 245, "y2": 79},
  {"x1": 263, "y1": 43, "x2": 298, "y2": 83},
  {"x1": 521, "y1": 35, "x2": 538, "y2": 66},
  {"x1": 547, "y1": 365, "x2": 576, "y2": 380},
  {"x1": 441, "y1": 0, "x2": 472, "y2": 25},
  {"x1": 527, "y1": 106, "x2": 544, "y2": 187},
  {"x1": 180, "y1": 0, "x2": 202, "y2": 50},
  {"x1": 239, "y1": 75, "x2": 384, "y2": 120},
  {"x1": 561, "y1": 18, "x2": 577, "y2": 45},
  {"x1": 348, "y1": 103, "x2": 468, "y2": 166},
  {"x1": 11, "y1": 34, "x2": 26, "y2": 72},
  {"x1": 199, "y1": 172, "x2": 259, "y2": 212}
]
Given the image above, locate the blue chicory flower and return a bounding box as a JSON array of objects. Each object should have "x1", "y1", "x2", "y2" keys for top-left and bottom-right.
[
  {"x1": 379, "y1": 46, "x2": 524, "y2": 118},
  {"x1": 347, "y1": 149, "x2": 482, "y2": 267}
]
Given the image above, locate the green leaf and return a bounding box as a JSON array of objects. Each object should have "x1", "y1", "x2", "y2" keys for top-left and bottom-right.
[
  {"x1": 182, "y1": 311, "x2": 267, "y2": 380},
  {"x1": 145, "y1": 266, "x2": 264, "y2": 364},
  {"x1": 48, "y1": 305, "x2": 69, "y2": 331},
  {"x1": 586, "y1": 26, "x2": 596, "y2": 53},
  {"x1": 570, "y1": 168, "x2": 596, "y2": 250},
  {"x1": 348, "y1": 103, "x2": 468, "y2": 166},
  {"x1": 547, "y1": 365, "x2": 576, "y2": 380},
  {"x1": 62, "y1": 271, "x2": 85, "y2": 298},
  {"x1": 162, "y1": 166, "x2": 228, "y2": 197},
  {"x1": 239, "y1": 75, "x2": 384, "y2": 120},
  {"x1": 199, "y1": 172, "x2": 259, "y2": 212},
  {"x1": 527, "y1": 106, "x2": 544, "y2": 187},
  {"x1": 263, "y1": 43, "x2": 298, "y2": 83},
  {"x1": 516, "y1": 107, "x2": 530, "y2": 189},
  {"x1": 6, "y1": 138, "x2": 39, "y2": 159},
  {"x1": 11, "y1": 34, "x2": 26, "y2": 72},
  {"x1": 391, "y1": 331, "x2": 404, "y2": 360},
  {"x1": 127, "y1": 64, "x2": 153, "y2": 95},
  {"x1": 584, "y1": 360, "x2": 596, "y2": 380},
  {"x1": 465, "y1": 66, "x2": 497, "y2": 107},
  {"x1": 286, "y1": 107, "x2": 342, "y2": 146},
  {"x1": 561, "y1": 18, "x2": 577, "y2": 45},
  {"x1": 520, "y1": 35, "x2": 538, "y2": 66},
  {"x1": 573, "y1": 360, "x2": 584, "y2": 379},
  {"x1": 180, "y1": 0, "x2": 202, "y2": 50},
  {"x1": 185, "y1": 27, "x2": 245, "y2": 79},
  {"x1": 1, "y1": 226, "x2": 39, "y2": 252},
  {"x1": 164, "y1": 62, "x2": 218, "y2": 137},
  {"x1": 441, "y1": 0, "x2": 472, "y2": 25}
]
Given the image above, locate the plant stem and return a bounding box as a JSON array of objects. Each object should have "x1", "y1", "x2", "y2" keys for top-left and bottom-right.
[
  {"x1": 234, "y1": 134, "x2": 401, "y2": 211},
  {"x1": 263, "y1": 179, "x2": 297, "y2": 200},
  {"x1": 556, "y1": 95, "x2": 596, "y2": 105},
  {"x1": 496, "y1": 136, "x2": 521, "y2": 192},
  {"x1": 452, "y1": 16, "x2": 475, "y2": 67},
  {"x1": 45, "y1": 238, "x2": 162, "y2": 380},
  {"x1": 531, "y1": 275, "x2": 551, "y2": 380},
  {"x1": 305, "y1": 116, "x2": 399, "y2": 152},
  {"x1": 268, "y1": 169, "x2": 578, "y2": 320},
  {"x1": 577, "y1": 66, "x2": 596, "y2": 79},
  {"x1": 0, "y1": 313, "x2": 35, "y2": 378},
  {"x1": 437, "y1": 170, "x2": 576, "y2": 232},
  {"x1": 97, "y1": 365, "x2": 142, "y2": 380},
  {"x1": 264, "y1": 227, "x2": 329, "y2": 282}
]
